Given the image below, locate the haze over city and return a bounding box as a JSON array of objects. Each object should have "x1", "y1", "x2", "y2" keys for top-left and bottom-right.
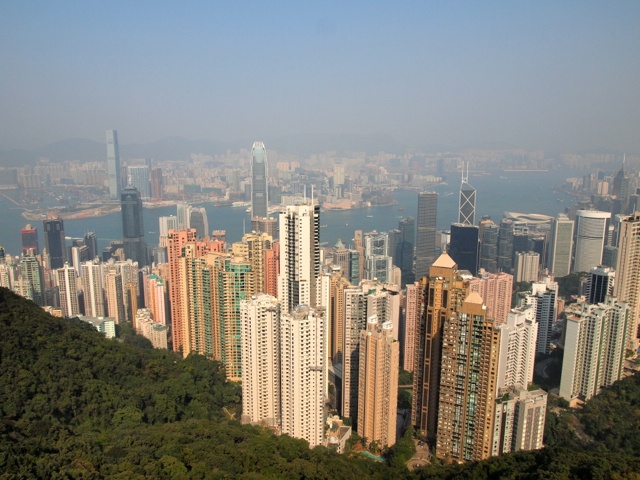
[{"x1": 2, "y1": 2, "x2": 640, "y2": 155}]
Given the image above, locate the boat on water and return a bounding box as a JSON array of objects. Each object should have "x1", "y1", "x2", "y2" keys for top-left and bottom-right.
[{"x1": 366, "y1": 215, "x2": 373, "y2": 218}]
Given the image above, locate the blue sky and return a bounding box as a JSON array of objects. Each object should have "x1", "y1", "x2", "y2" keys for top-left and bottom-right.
[{"x1": 1, "y1": 1, "x2": 639, "y2": 152}]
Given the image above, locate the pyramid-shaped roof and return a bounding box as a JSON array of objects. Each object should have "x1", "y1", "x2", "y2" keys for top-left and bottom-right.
[{"x1": 432, "y1": 252, "x2": 457, "y2": 269}]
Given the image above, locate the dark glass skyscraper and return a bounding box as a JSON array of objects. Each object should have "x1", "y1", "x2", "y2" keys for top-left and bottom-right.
[
  {"x1": 43, "y1": 216, "x2": 66, "y2": 269},
  {"x1": 448, "y1": 223, "x2": 479, "y2": 275},
  {"x1": 415, "y1": 192, "x2": 438, "y2": 279},
  {"x1": 107, "y1": 129, "x2": 121, "y2": 200},
  {"x1": 251, "y1": 142, "x2": 268, "y2": 219},
  {"x1": 121, "y1": 185, "x2": 147, "y2": 266}
]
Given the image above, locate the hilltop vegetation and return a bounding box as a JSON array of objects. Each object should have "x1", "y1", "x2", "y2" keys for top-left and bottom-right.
[{"x1": 1, "y1": 287, "x2": 640, "y2": 479}]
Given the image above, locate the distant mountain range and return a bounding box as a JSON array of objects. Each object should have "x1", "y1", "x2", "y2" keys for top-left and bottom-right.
[{"x1": 0, "y1": 132, "x2": 411, "y2": 166}]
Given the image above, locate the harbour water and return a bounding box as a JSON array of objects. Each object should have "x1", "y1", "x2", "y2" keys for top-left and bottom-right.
[{"x1": 0, "y1": 168, "x2": 585, "y2": 258}]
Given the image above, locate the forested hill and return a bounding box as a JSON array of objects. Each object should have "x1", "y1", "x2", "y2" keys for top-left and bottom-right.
[{"x1": 2, "y1": 287, "x2": 640, "y2": 479}]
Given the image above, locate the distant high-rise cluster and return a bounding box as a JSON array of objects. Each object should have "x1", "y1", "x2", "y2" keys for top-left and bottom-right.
[{"x1": 7, "y1": 140, "x2": 640, "y2": 461}]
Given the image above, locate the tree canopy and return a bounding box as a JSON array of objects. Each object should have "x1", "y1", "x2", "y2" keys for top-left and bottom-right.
[{"x1": 2, "y1": 287, "x2": 640, "y2": 479}]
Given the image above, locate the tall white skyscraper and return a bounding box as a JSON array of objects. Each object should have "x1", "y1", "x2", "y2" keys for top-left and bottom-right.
[
  {"x1": 573, "y1": 210, "x2": 611, "y2": 273},
  {"x1": 496, "y1": 306, "x2": 538, "y2": 391},
  {"x1": 106, "y1": 130, "x2": 121, "y2": 200},
  {"x1": 82, "y1": 260, "x2": 105, "y2": 318},
  {"x1": 523, "y1": 277, "x2": 558, "y2": 355},
  {"x1": 251, "y1": 142, "x2": 268, "y2": 219},
  {"x1": 280, "y1": 306, "x2": 326, "y2": 448},
  {"x1": 240, "y1": 294, "x2": 281, "y2": 427},
  {"x1": 176, "y1": 202, "x2": 191, "y2": 231},
  {"x1": 547, "y1": 214, "x2": 574, "y2": 277},
  {"x1": 57, "y1": 263, "x2": 80, "y2": 318},
  {"x1": 278, "y1": 203, "x2": 320, "y2": 313}
]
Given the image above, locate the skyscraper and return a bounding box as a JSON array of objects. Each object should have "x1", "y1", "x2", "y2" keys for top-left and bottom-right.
[
  {"x1": 525, "y1": 279, "x2": 558, "y2": 355},
  {"x1": 497, "y1": 218, "x2": 514, "y2": 274},
  {"x1": 57, "y1": 263, "x2": 80, "y2": 318},
  {"x1": 106, "y1": 130, "x2": 121, "y2": 200},
  {"x1": 81, "y1": 260, "x2": 105, "y2": 317},
  {"x1": 459, "y1": 162, "x2": 476, "y2": 226},
  {"x1": 586, "y1": 265, "x2": 615, "y2": 305},
  {"x1": 21, "y1": 224, "x2": 39, "y2": 256},
  {"x1": 83, "y1": 232, "x2": 98, "y2": 260},
  {"x1": 189, "y1": 207, "x2": 209, "y2": 240},
  {"x1": 479, "y1": 221, "x2": 499, "y2": 272},
  {"x1": 19, "y1": 252, "x2": 44, "y2": 306},
  {"x1": 127, "y1": 165, "x2": 151, "y2": 199},
  {"x1": 240, "y1": 294, "x2": 281, "y2": 427},
  {"x1": 121, "y1": 184, "x2": 147, "y2": 266},
  {"x1": 280, "y1": 305, "x2": 326, "y2": 448},
  {"x1": 415, "y1": 192, "x2": 438, "y2": 279},
  {"x1": 547, "y1": 214, "x2": 574, "y2": 277},
  {"x1": 435, "y1": 291, "x2": 499, "y2": 461},
  {"x1": 614, "y1": 211, "x2": 640, "y2": 350},
  {"x1": 278, "y1": 203, "x2": 320, "y2": 313},
  {"x1": 251, "y1": 142, "x2": 268, "y2": 219},
  {"x1": 573, "y1": 210, "x2": 610, "y2": 273},
  {"x1": 167, "y1": 229, "x2": 197, "y2": 353},
  {"x1": 43, "y1": 215, "x2": 66, "y2": 269},
  {"x1": 398, "y1": 217, "x2": 415, "y2": 284},
  {"x1": 357, "y1": 317, "x2": 399, "y2": 449},
  {"x1": 496, "y1": 306, "x2": 538, "y2": 391},
  {"x1": 448, "y1": 223, "x2": 479, "y2": 275},
  {"x1": 468, "y1": 270, "x2": 513, "y2": 326},
  {"x1": 412, "y1": 253, "x2": 470, "y2": 442},
  {"x1": 560, "y1": 297, "x2": 629, "y2": 402}
]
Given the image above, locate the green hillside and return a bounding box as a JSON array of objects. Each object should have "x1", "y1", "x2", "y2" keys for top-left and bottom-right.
[{"x1": 1, "y1": 287, "x2": 640, "y2": 479}]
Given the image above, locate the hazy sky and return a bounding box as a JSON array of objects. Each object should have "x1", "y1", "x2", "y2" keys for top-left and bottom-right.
[{"x1": 1, "y1": 2, "x2": 639, "y2": 152}]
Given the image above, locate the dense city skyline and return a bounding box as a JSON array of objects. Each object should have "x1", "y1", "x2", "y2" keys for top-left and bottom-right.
[{"x1": 2, "y1": 2, "x2": 640, "y2": 154}]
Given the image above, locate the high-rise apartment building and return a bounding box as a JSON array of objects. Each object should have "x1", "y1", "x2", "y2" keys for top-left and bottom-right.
[
  {"x1": 573, "y1": 210, "x2": 611, "y2": 273},
  {"x1": 468, "y1": 270, "x2": 513, "y2": 326},
  {"x1": 211, "y1": 254, "x2": 254, "y2": 381},
  {"x1": 280, "y1": 305, "x2": 326, "y2": 448},
  {"x1": 514, "y1": 251, "x2": 540, "y2": 282},
  {"x1": 341, "y1": 285, "x2": 368, "y2": 422},
  {"x1": 412, "y1": 253, "x2": 470, "y2": 442},
  {"x1": 240, "y1": 294, "x2": 281, "y2": 427},
  {"x1": 278, "y1": 203, "x2": 320, "y2": 313},
  {"x1": 43, "y1": 216, "x2": 66, "y2": 269},
  {"x1": 357, "y1": 318, "x2": 399, "y2": 449},
  {"x1": 106, "y1": 130, "x2": 121, "y2": 200},
  {"x1": 121, "y1": 185, "x2": 147, "y2": 266},
  {"x1": 105, "y1": 267, "x2": 126, "y2": 324},
  {"x1": 547, "y1": 214, "x2": 574, "y2": 277},
  {"x1": 560, "y1": 297, "x2": 629, "y2": 402},
  {"x1": 19, "y1": 253, "x2": 44, "y2": 306},
  {"x1": 176, "y1": 202, "x2": 190, "y2": 231},
  {"x1": 614, "y1": 211, "x2": 640, "y2": 350},
  {"x1": 167, "y1": 229, "x2": 197, "y2": 352},
  {"x1": 81, "y1": 260, "x2": 105, "y2": 317},
  {"x1": 415, "y1": 192, "x2": 438, "y2": 280},
  {"x1": 496, "y1": 306, "x2": 538, "y2": 391},
  {"x1": 251, "y1": 142, "x2": 268, "y2": 219},
  {"x1": 144, "y1": 273, "x2": 167, "y2": 325},
  {"x1": 57, "y1": 263, "x2": 79, "y2": 318},
  {"x1": 435, "y1": 291, "x2": 499, "y2": 461},
  {"x1": 403, "y1": 280, "x2": 424, "y2": 372},
  {"x1": 492, "y1": 388, "x2": 547, "y2": 456}
]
